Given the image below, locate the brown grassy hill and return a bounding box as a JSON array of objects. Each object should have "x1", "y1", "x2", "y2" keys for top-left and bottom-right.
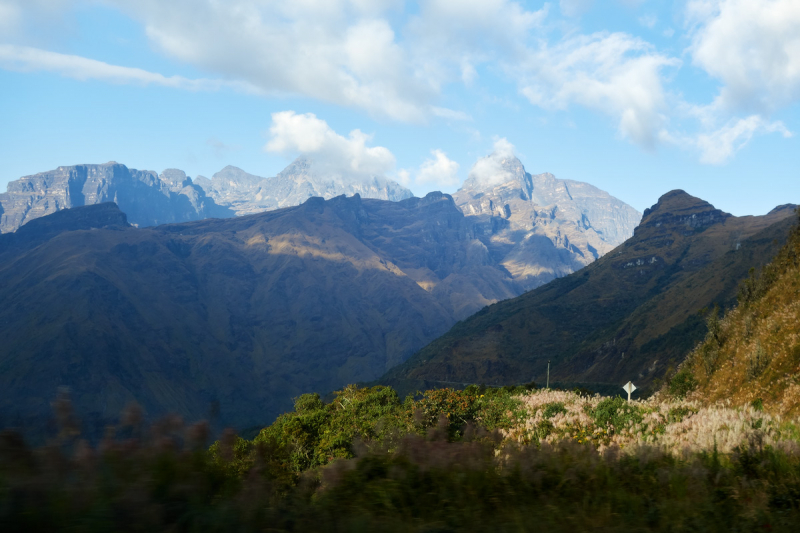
[
  {"x1": 675, "y1": 209, "x2": 800, "y2": 415},
  {"x1": 380, "y1": 191, "x2": 797, "y2": 395},
  {"x1": 0, "y1": 193, "x2": 520, "y2": 437}
]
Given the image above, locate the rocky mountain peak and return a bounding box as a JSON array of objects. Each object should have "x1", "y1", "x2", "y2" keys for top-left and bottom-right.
[
  {"x1": 637, "y1": 190, "x2": 730, "y2": 233},
  {"x1": 197, "y1": 158, "x2": 412, "y2": 217},
  {"x1": 460, "y1": 153, "x2": 528, "y2": 194},
  {"x1": 159, "y1": 169, "x2": 192, "y2": 190},
  {"x1": 452, "y1": 151, "x2": 641, "y2": 290},
  {"x1": 212, "y1": 166, "x2": 265, "y2": 187},
  {"x1": 277, "y1": 157, "x2": 313, "y2": 178},
  {"x1": 0, "y1": 164, "x2": 232, "y2": 233}
]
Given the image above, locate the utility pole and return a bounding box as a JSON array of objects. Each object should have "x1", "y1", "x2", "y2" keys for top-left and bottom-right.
[{"x1": 546, "y1": 360, "x2": 550, "y2": 389}]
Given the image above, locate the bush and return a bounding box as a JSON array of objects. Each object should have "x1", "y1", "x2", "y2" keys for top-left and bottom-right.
[
  {"x1": 588, "y1": 396, "x2": 643, "y2": 434},
  {"x1": 541, "y1": 401, "x2": 567, "y2": 419},
  {"x1": 669, "y1": 368, "x2": 698, "y2": 398}
]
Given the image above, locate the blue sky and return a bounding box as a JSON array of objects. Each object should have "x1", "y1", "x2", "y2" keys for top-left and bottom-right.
[{"x1": 1, "y1": 0, "x2": 798, "y2": 216}]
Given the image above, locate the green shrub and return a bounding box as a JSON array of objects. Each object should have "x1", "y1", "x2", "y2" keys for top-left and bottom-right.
[
  {"x1": 669, "y1": 368, "x2": 698, "y2": 398},
  {"x1": 541, "y1": 401, "x2": 567, "y2": 419},
  {"x1": 588, "y1": 396, "x2": 643, "y2": 434}
]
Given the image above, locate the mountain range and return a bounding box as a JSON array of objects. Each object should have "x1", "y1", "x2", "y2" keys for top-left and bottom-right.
[
  {"x1": 0, "y1": 153, "x2": 650, "y2": 437},
  {"x1": 194, "y1": 157, "x2": 414, "y2": 216},
  {"x1": 0, "y1": 158, "x2": 413, "y2": 234},
  {"x1": 380, "y1": 191, "x2": 798, "y2": 396},
  {"x1": 0, "y1": 162, "x2": 233, "y2": 233}
]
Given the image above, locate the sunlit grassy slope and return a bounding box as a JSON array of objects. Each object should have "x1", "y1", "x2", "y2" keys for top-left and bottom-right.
[{"x1": 677, "y1": 209, "x2": 800, "y2": 415}]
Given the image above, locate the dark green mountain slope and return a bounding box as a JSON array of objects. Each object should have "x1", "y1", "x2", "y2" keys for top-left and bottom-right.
[
  {"x1": 0, "y1": 193, "x2": 522, "y2": 437},
  {"x1": 380, "y1": 191, "x2": 797, "y2": 394}
]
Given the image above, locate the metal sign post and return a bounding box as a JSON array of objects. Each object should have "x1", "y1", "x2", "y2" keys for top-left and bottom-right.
[
  {"x1": 623, "y1": 381, "x2": 637, "y2": 401},
  {"x1": 546, "y1": 360, "x2": 550, "y2": 389}
]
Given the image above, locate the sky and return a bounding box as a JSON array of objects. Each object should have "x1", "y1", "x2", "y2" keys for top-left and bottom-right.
[{"x1": 1, "y1": 0, "x2": 798, "y2": 216}]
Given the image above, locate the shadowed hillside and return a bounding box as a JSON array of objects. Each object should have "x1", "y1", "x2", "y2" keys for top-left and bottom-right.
[
  {"x1": 380, "y1": 191, "x2": 797, "y2": 395},
  {"x1": 0, "y1": 193, "x2": 524, "y2": 438}
]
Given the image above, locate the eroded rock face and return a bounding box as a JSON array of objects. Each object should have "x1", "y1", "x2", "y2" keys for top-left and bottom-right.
[
  {"x1": 454, "y1": 154, "x2": 641, "y2": 290},
  {"x1": 0, "y1": 162, "x2": 233, "y2": 233},
  {"x1": 195, "y1": 157, "x2": 414, "y2": 216}
]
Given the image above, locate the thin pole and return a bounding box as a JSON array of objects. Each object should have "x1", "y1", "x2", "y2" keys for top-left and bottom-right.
[{"x1": 546, "y1": 360, "x2": 550, "y2": 389}]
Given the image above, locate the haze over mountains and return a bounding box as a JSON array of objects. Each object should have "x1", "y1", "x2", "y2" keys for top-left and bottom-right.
[{"x1": 381, "y1": 191, "x2": 798, "y2": 395}]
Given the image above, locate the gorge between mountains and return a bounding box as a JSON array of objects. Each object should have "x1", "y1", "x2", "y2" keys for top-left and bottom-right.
[{"x1": 0, "y1": 153, "x2": 793, "y2": 440}]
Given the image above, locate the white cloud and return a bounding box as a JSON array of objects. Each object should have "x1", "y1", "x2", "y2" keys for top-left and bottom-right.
[
  {"x1": 518, "y1": 32, "x2": 680, "y2": 149},
  {"x1": 687, "y1": 0, "x2": 800, "y2": 112},
  {"x1": 0, "y1": 44, "x2": 259, "y2": 92},
  {"x1": 397, "y1": 150, "x2": 461, "y2": 190},
  {"x1": 407, "y1": 0, "x2": 547, "y2": 89},
  {"x1": 2, "y1": 0, "x2": 794, "y2": 167},
  {"x1": 696, "y1": 115, "x2": 792, "y2": 164},
  {"x1": 467, "y1": 138, "x2": 518, "y2": 187},
  {"x1": 100, "y1": 0, "x2": 434, "y2": 122},
  {"x1": 266, "y1": 110, "x2": 462, "y2": 190},
  {"x1": 673, "y1": 0, "x2": 800, "y2": 163},
  {"x1": 265, "y1": 111, "x2": 396, "y2": 178},
  {"x1": 415, "y1": 150, "x2": 461, "y2": 187}
]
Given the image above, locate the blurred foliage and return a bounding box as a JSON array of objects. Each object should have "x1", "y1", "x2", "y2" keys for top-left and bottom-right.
[
  {"x1": 4, "y1": 387, "x2": 800, "y2": 532},
  {"x1": 244, "y1": 384, "x2": 528, "y2": 475}
]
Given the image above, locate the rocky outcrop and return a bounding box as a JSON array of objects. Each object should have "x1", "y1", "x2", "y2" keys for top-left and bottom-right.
[
  {"x1": 454, "y1": 154, "x2": 641, "y2": 290},
  {"x1": 636, "y1": 189, "x2": 731, "y2": 235},
  {"x1": 195, "y1": 157, "x2": 414, "y2": 217},
  {"x1": 0, "y1": 162, "x2": 233, "y2": 233}
]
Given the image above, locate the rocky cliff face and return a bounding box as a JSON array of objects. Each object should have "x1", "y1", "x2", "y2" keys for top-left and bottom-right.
[
  {"x1": 195, "y1": 157, "x2": 414, "y2": 217},
  {"x1": 0, "y1": 162, "x2": 233, "y2": 233},
  {"x1": 453, "y1": 153, "x2": 641, "y2": 290}
]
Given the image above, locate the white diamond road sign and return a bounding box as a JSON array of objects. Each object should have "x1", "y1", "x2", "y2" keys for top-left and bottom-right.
[{"x1": 623, "y1": 381, "x2": 637, "y2": 401}]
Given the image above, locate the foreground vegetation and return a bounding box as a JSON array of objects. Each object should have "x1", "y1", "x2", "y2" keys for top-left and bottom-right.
[
  {"x1": 3, "y1": 211, "x2": 798, "y2": 531},
  {"x1": 4, "y1": 384, "x2": 800, "y2": 531}
]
